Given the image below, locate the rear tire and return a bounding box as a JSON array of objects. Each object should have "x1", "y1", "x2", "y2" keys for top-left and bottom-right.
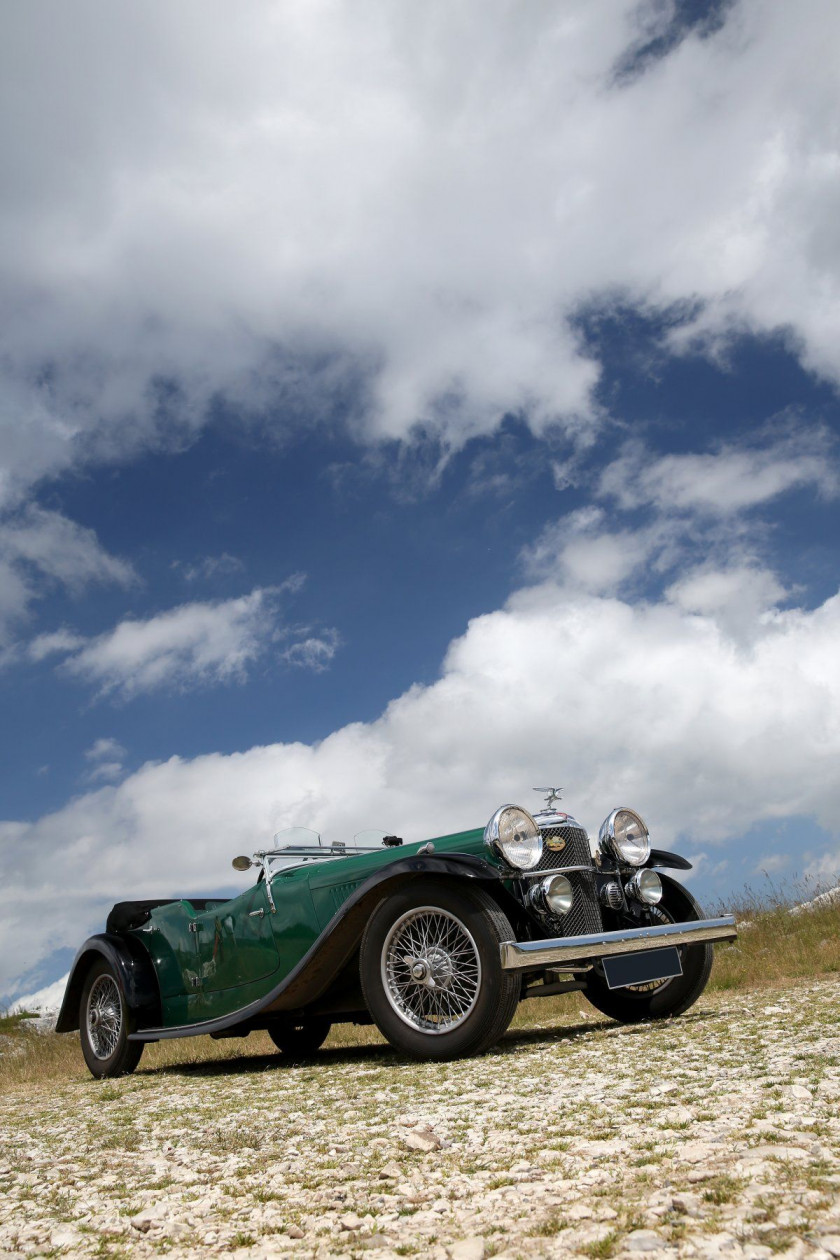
[
  {"x1": 359, "y1": 879, "x2": 520, "y2": 1060},
  {"x1": 268, "y1": 1017, "x2": 331, "y2": 1057},
  {"x1": 79, "y1": 959, "x2": 144, "y2": 1079},
  {"x1": 583, "y1": 877, "x2": 713, "y2": 1024}
]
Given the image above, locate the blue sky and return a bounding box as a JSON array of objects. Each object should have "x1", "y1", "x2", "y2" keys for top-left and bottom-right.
[{"x1": 2, "y1": 0, "x2": 840, "y2": 1001}]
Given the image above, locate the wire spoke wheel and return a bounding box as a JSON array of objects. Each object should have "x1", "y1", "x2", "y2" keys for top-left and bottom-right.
[
  {"x1": 381, "y1": 906, "x2": 481, "y2": 1034},
  {"x1": 86, "y1": 974, "x2": 123, "y2": 1060},
  {"x1": 78, "y1": 960, "x2": 144, "y2": 1078},
  {"x1": 360, "y1": 879, "x2": 520, "y2": 1060}
]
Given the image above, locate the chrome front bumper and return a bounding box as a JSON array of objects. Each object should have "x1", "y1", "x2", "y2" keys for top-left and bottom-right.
[{"x1": 499, "y1": 915, "x2": 737, "y2": 972}]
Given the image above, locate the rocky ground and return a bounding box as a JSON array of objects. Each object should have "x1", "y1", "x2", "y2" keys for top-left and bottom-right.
[{"x1": 1, "y1": 979, "x2": 839, "y2": 1260}]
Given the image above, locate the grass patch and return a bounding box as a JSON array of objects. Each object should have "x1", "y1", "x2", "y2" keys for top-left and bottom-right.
[
  {"x1": 707, "y1": 876, "x2": 840, "y2": 993},
  {"x1": 98, "y1": 1127, "x2": 141, "y2": 1151},
  {"x1": 0, "y1": 1010, "x2": 39, "y2": 1035},
  {"x1": 760, "y1": 1229, "x2": 799, "y2": 1254},
  {"x1": 530, "y1": 1213, "x2": 563, "y2": 1237},
  {"x1": 582, "y1": 1230, "x2": 619, "y2": 1259},
  {"x1": 702, "y1": 1175, "x2": 745, "y2": 1206}
]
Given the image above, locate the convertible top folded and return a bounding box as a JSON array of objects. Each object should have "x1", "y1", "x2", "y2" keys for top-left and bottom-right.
[{"x1": 106, "y1": 898, "x2": 225, "y2": 934}]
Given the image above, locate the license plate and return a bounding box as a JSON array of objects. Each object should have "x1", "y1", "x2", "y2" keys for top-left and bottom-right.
[{"x1": 602, "y1": 946, "x2": 683, "y2": 990}]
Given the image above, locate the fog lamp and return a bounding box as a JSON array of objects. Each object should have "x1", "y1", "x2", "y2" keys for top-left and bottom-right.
[
  {"x1": 625, "y1": 868, "x2": 663, "y2": 905},
  {"x1": 530, "y1": 873, "x2": 574, "y2": 918},
  {"x1": 543, "y1": 874, "x2": 574, "y2": 916}
]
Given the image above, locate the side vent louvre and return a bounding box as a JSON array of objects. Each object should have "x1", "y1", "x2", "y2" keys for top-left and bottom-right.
[{"x1": 331, "y1": 881, "x2": 362, "y2": 912}]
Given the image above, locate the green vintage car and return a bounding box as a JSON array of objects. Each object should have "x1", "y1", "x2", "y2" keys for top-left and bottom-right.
[{"x1": 57, "y1": 791, "x2": 736, "y2": 1077}]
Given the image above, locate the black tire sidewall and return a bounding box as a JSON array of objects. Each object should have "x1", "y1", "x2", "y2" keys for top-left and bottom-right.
[
  {"x1": 359, "y1": 878, "x2": 520, "y2": 1060},
  {"x1": 268, "y1": 1017, "x2": 331, "y2": 1057},
  {"x1": 79, "y1": 958, "x2": 143, "y2": 1079},
  {"x1": 583, "y1": 875, "x2": 713, "y2": 1024}
]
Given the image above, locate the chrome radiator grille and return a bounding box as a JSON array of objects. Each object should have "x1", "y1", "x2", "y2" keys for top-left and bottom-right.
[{"x1": 538, "y1": 824, "x2": 603, "y2": 937}]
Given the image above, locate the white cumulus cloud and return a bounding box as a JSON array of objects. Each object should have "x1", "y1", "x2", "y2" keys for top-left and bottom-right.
[
  {"x1": 83, "y1": 737, "x2": 128, "y2": 784},
  {"x1": 29, "y1": 585, "x2": 340, "y2": 701},
  {"x1": 0, "y1": 507, "x2": 135, "y2": 646},
  {"x1": 282, "y1": 628, "x2": 341, "y2": 673},
  {"x1": 600, "y1": 427, "x2": 839, "y2": 516},
  {"x1": 525, "y1": 426, "x2": 840, "y2": 609}
]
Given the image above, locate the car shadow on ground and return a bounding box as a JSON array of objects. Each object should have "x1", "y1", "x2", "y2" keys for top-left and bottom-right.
[{"x1": 140, "y1": 1007, "x2": 720, "y2": 1079}]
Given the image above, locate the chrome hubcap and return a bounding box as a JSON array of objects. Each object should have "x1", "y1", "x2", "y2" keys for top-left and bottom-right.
[
  {"x1": 381, "y1": 907, "x2": 481, "y2": 1034},
  {"x1": 86, "y1": 975, "x2": 122, "y2": 1060}
]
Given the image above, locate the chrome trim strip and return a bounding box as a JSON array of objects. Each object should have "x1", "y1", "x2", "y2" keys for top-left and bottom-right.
[
  {"x1": 499, "y1": 915, "x2": 737, "y2": 971},
  {"x1": 534, "y1": 811, "x2": 585, "y2": 830},
  {"x1": 520, "y1": 864, "x2": 592, "y2": 878}
]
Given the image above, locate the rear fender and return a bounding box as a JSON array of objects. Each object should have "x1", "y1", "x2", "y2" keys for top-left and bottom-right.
[{"x1": 55, "y1": 934, "x2": 162, "y2": 1033}]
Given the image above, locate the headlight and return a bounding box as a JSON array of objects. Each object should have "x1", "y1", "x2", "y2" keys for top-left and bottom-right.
[
  {"x1": 484, "y1": 804, "x2": 543, "y2": 870},
  {"x1": 598, "y1": 807, "x2": 651, "y2": 866},
  {"x1": 625, "y1": 868, "x2": 662, "y2": 905}
]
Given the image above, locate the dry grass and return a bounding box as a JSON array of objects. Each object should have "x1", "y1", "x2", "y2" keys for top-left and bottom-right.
[
  {"x1": 708, "y1": 878, "x2": 840, "y2": 993},
  {"x1": 2, "y1": 880, "x2": 837, "y2": 1094}
]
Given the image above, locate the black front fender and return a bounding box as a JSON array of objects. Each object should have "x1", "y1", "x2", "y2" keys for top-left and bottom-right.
[
  {"x1": 55, "y1": 933, "x2": 162, "y2": 1033},
  {"x1": 648, "y1": 848, "x2": 692, "y2": 871},
  {"x1": 657, "y1": 871, "x2": 707, "y2": 917},
  {"x1": 356, "y1": 851, "x2": 504, "y2": 885}
]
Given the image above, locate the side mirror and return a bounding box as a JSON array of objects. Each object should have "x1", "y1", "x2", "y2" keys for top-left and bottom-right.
[{"x1": 232, "y1": 855, "x2": 253, "y2": 872}]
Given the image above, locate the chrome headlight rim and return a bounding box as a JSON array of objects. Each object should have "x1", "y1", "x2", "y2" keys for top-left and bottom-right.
[
  {"x1": 598, "y1": 806, "x2": 651, "y2": 866},
  {"x1": 484, "y1": 804, "x2": 543, "y2": 871}
]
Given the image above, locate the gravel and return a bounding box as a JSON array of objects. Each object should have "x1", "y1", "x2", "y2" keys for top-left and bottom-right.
[{"x1": 1, "y1": 978, "x2": 838, "y2": 1259}]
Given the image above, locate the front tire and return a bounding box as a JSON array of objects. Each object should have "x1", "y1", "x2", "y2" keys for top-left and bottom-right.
[
  {"x1": 583, "y1": 876, "x2": 713, "y2": 1024},
  {"x1": 359, "y1": 879, "x2": 520, "y2": 1060},
  {"x1": 79, "y1": 959, "x2": 144, "y2": 1079}
]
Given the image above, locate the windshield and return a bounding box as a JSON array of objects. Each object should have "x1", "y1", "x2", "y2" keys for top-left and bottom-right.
[
  {"x1": 272, "y1": 826, "x2": 322, "y2": 848},
  {"x1": 353, "y1": 829, "x2": 393, "y2": 847},
  {"x1": 263, "y1": 826, "x2": 390, "y2": 874}
]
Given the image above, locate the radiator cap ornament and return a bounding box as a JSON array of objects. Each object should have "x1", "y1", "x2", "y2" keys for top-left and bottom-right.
[{"x1": 534, "y1": 786, "x2": 566, "y2": 812}]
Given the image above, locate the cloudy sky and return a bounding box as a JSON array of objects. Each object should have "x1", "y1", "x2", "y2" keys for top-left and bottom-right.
[{"x1": 2, "y1": 0, "x2": 840, "y2": 1002}]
